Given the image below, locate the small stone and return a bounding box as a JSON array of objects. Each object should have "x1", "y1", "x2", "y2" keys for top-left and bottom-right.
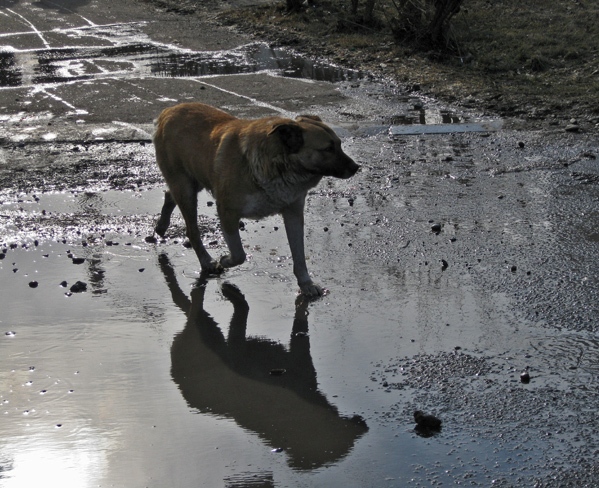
[
  {"x1": 520, "y1": 371, "x2": 531, "y2": 384},
  {"x1": 565, "y1": 124, "x2": 580, "y2": 133},
  {"x1": 431, "y1": 223, "x2": 442, "y2": 234},
  {"x1": 72, "y1": 257, "x2": 85, "y2": 265},
  {"x1": 29, "y1": 281, "x2": 39, "y2": 288},
  {"x1": 145, "y1": 235, "x2": 157, "y2": 244},
  {"x1": 69, "y1": 281, "x2": 87, "y2": 293},
  {"x1": 414, "y1": 411, "x2": 442, "y2": 431},
  {"x1": 518, "y1": 141, "x2": 525, "y2": 148}
]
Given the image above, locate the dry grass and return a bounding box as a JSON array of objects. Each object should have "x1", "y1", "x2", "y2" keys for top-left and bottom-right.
[{"x1": 218, "y1": 0, "x2": 599, "y2": 123}]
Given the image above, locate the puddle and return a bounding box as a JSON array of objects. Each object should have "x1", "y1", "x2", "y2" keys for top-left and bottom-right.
[
  {"x1": 2, "y1": 131, "x2": 599, "y2": 485},
  {"x1": 0, "y1": 50, "x2": 22, "y2": 86},
  {"x1": 385, "y1": 109, "x2": 460, "y2": 126},
  {"x1": 150, "y1": 43, "x2": 362, "y2": 83},
  {"x1": 2, "y1": 39, "x2": 361, "y2": 86},
  {"x1": 390, "y1": 120, "x2": 502, "y2": 135}
]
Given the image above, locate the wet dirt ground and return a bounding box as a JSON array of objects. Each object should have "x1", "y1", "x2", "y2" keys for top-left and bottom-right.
[{"x1": 1, "y1": 1, "x2": 599, "y2": 487}]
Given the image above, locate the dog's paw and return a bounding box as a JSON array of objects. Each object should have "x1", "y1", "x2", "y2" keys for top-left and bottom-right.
[
  {"x1": 219, "y1": 253, "x2": 246, "y2": 268},
  {"x1": 300, "y1": 282, "x2": 326, "y2": 298},
  {"x1": 202, "y1": 260, "x2": 225, "y2": 275},
  {"x1": 154, "y1": 219, "x2": 169, "y2": 237}
]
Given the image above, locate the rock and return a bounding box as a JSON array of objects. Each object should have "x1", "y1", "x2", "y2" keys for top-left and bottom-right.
[
  {"x1": 414, "y1": 410, "x2": 442, "y2": 435},
  {"x1": 520, "y1": 371, "x2": 531, "y2": 384},
  {"x1": 431, "y1": 223, "x2": 442, "y2": 234},
  {"x1": 72, "y1": 257, "x2": 85, "y2": 265},
  {"x1": 29, "y1": 281, "x2": 39, "y2": 288},
  {"x1": 69, "y1": 281, "x2": 87, "y2": 293},
  {"x1": 145, "y1": 235, "x2": 157, "y2": 244}
]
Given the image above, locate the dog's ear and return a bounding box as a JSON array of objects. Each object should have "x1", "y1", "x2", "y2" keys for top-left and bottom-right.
[
  {"x1": 297, "y1": 115, "x2": 322, "y2": 123},
  {"x1": 269, "y1": 122, "x2": 304, "y2": 153}
]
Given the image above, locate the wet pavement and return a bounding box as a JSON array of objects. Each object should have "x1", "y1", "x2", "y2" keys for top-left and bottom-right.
[{"x1": 2, "y1": 1, "x2": 599, "y2": 487}]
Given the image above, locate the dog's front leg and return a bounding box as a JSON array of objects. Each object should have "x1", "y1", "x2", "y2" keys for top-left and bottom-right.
[{"x1": 282, "y1": 200, "x2": 324, "y2": 298}]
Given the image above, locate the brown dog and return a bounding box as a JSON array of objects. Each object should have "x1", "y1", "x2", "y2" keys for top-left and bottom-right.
[{"x1": 153, "y1": 103, "x2": 359, "y2": 297}]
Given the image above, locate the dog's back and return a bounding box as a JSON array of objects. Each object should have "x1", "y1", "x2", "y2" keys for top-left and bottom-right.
[{"x1": 154, "y1": 103, "x2": 238, "y2": 191}]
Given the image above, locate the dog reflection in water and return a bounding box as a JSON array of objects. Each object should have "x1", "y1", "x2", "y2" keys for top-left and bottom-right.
[{"x1": 159, "y1": 253, "x2": 368, "y2": 470}]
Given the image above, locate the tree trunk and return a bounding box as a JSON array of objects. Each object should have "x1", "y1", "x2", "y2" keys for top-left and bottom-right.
[{"x1": 364, "y1": 0, "x2": 376, "y2": 24}]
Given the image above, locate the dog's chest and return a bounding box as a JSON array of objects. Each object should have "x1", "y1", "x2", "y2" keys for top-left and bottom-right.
[
  {"x1": 241, "y1": 178, "x2": 317, "y2": 219},
  {"x1": 241, "y1": 189, "x2": 298, "y2": 218}
]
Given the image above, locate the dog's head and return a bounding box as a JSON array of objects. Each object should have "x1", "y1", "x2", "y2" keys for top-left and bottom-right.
[{"x1": 269, "y1": 115, "x2": 360, "y2": 179}]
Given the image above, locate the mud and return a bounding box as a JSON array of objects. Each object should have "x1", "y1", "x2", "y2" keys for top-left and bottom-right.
[{"x1": 2, "y1": 1, "x2": 599, "y2": 487}]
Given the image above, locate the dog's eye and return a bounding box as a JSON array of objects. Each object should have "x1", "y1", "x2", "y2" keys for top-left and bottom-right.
[{"x1": 324, "y1": 143, "x2": 336, "y2": 153}]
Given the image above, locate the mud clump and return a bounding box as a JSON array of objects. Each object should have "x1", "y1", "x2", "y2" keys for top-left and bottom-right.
[
  {"x1": 69, "y1": 281, "x2": 88, "y2": 293},
  {"x1": 413, "y1": 410, "x2": 442, "y2": 437}
]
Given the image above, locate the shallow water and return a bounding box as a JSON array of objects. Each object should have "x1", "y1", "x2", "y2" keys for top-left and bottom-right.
[{"x1": 3, "y1": 169, "x2": 593, "y2": 486}]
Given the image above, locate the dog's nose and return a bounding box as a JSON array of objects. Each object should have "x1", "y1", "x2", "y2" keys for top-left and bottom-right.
[
  {"x1": 348, "y1": 158, "x2": 360, "y2": 174},
  {"x1": 339, "y1": 158, "x2": 360, "y2": 179}
]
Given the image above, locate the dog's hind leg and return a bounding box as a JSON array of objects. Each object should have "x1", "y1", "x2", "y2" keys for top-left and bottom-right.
[
  {"x1": 155, "y1": 190, "x2": 177, "y2": 237},
  {"x1": 217, "y1": 205, "x2": 247, "y2": 269},
  {"x1": 170, "y1": 179, "x2": 223, "y2": 275}
]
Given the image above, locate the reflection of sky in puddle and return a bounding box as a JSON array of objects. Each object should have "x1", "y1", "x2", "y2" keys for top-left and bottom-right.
[{"x1": 2, "y1": 429, "x2": 110, "y2": 488}]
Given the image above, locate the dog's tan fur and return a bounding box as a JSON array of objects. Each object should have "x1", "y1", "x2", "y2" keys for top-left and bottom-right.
[{"x1": 153, "y1": 102, "x2": 359, "y2": 297}]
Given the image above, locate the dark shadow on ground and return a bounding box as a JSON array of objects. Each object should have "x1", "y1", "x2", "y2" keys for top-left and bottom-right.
[{"x1": 159, "y1": 253, "x2": 368, "y2": 471}]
